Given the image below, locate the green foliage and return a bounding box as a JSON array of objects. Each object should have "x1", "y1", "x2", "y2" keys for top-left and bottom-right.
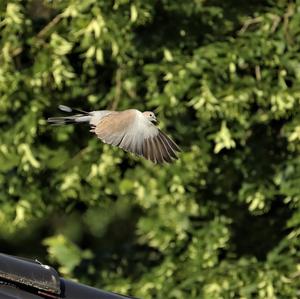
[
  {"x1": 44, "y1": 234, "x2": 93, "y2": 275},
  {"x1": 1, "y1": 0, "x2": 300, "y2": 298}
]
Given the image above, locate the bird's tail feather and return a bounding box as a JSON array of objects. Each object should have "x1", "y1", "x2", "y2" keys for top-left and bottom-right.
[
  {"x1": 58, "y1": 104, "x2": 89, "y2": 115},
  {"x1": 47, "y1": 105, "x2": 91, "y2": 126}
]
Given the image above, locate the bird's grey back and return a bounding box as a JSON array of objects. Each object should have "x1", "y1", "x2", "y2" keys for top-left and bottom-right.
[{"x1": 89, "y1": 110, "x2": 115, "y2": 126}]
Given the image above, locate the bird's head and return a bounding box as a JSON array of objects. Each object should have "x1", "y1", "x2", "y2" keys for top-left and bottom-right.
[{"x1": 143, "y1": 111, "x2": 158, "y2": 123}]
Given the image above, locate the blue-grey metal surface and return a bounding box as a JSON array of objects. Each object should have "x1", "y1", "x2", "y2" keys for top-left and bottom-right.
[
  {"x1": 61, "y1": 279, "x2": 136, "y2": 299},
  {"x1": 0, "y1": 253, "x2": 60, "y2": 295},
  {"x1": 0, "y1": 284, "x2": 43, "y2": 299},
  {"x1": 0, "y1": 253, "x2": 137, "y2": 299}
]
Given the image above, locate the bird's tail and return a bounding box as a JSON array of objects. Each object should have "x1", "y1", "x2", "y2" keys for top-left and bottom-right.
[{"x1": 47, "y1": 105, "x2": 92, "y2": 125}]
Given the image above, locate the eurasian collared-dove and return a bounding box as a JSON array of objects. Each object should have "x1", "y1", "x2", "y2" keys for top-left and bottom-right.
[{"x1": 47, "y1": 105, "x2": 180, "y2": 164}]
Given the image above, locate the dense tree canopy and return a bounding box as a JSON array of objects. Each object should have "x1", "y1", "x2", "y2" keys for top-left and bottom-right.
[{"x1": 1, "y1": 0, "x2": 300, "y2": 298}]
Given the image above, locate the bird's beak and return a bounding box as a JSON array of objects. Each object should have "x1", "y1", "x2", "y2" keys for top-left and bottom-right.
[{"x1": 153, "y1": 118, "x2": 159, "y2": 124}]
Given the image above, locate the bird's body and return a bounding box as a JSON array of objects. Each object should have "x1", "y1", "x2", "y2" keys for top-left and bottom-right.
[{"x1": 47, "y1": 105, "x2": 180, "y2": 164}]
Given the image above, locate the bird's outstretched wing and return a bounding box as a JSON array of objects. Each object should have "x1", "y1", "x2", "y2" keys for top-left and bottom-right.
[{"x1": 92, "y1": 110, "x2": 180, "y2": 164}]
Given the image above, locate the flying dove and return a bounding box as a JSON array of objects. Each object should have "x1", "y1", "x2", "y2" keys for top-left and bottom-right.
[{"x1": 47, "y1": 105, "x2": 181, "y2": 164}]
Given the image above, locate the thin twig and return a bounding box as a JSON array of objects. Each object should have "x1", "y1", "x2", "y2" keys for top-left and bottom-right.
[
  {"x1": 283, "y1": 3, "x2": 295, "y2": 46},
  {"x1": 109, "y1": 68, "x2": 122, "y2": 111},
  {"x1": 238, "y1": 17, "x2": 263, "y2": 35},
  {"x1": 270, "y1": 14, "x2": 281, "y2": 33},
  {"x1": 36, "y1": 13, "x2": 62, "y2": 39},
  {"x1": 2, "y1": 13, "x2": 63, "y2": 60},
  {"x1": 255, "y1": 65, "x2": 261, "y2": 81},
  {"x1": 10, "y1": 47, "x2": 23, "y2": 57}
]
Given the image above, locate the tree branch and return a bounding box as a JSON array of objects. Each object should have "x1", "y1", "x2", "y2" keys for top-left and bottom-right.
[
  {"x1": 2, "y1": 13, "x2": 63, "y2": 60},
  {"x1": 109, "y1": 68, "x2": 122, "y2": 111},
  {"x1": 36, "y1": 13, "x2": 62, "y2": 39},
  {"x1": 238, "y1": 17, "x2": 263, "y2": 35}
]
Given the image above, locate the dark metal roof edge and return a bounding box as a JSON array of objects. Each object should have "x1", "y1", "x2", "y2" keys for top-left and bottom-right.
[
  {"x1": 0, "y1": 253, "x2": 61, "y2": 295},
  {"x1": 0, "y1": 253, "x2": 139, "y2": 299}
]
